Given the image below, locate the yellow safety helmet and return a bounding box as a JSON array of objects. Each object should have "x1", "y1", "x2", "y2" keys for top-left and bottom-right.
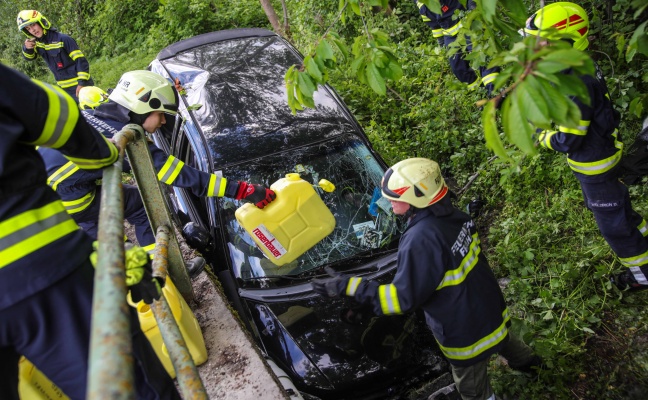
[
  {"x1": 381, "y1": 158, "x2": 448, "y2": 209},
  {"x1": 78, "y1": 86, "x2": 109, "y2": 110},
  {"x1": 17, "y1": 10, "x2": 51, "y2": 38},
  {"x1": 109, "y1": 70, "x2": 178, "y2": 116},
  {"x1": 522, "y1": 2, "x2": 589, "y2": 50}
]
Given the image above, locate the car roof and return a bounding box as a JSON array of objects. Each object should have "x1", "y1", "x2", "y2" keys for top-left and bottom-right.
[
  {"x1": 156, "y1": 28, "x2": 276, "y2": 61},
  {"x1": 154, "y1": 29, "x2": 367, "y2": 167}
]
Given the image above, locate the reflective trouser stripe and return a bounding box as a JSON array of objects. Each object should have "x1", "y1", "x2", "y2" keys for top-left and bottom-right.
[
  {"x1": 0, "y1": 201, "x2": 79, "y2": 268},
  {"x1": 619, "y1": 250, "x2": 648, "y2": 268},
  {"x1": 158, "y1": 156, "x2": 184, "y2": 184},
  {"x1": 62, "y1": 191, "x2": 96, "y2": 214},
  {"x1": 639, "y1": 220, "x2": 648, "y2": 237},
  {"x1": 443, "y1": 21, "x2": 462, "y2": 36},
  {"x1": 481, "y1": 72, "x2": 498, "y2": 86},
  {"x1": 379, "y1": 283, "x2": 402, "y2": 315},
  {"x1": 467, "y1": 76, "x2": 480, "y2": 90},
  {"x1": 439, "y1": 309, "x2": 510, "y2": 361},
  {"x1": 630, "y1": 267, "x2": 648, "y2": 285},
  {"x1": 47, "y1": 161, "x2": 79, "y2": 191}
]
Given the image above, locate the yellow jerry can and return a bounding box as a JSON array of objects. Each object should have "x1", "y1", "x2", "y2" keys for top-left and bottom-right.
[
  {"x1": 18, "y1": 357, "x2": 69, "y2": 400},
  {"x1": 235, "y1": 173, "x2": 336, "y2": 266},
  {"x1": 134, "y1": 277, "x2": 208, "y2": 378}
]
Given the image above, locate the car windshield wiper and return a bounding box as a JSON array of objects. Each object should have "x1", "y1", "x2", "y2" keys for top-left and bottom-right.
[{"x1": 297, "y1": 249, "x2": 397, "y2": 279}]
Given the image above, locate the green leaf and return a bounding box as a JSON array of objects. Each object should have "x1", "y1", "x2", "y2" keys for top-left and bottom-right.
[
  {"x1": 499, "y1": 0, "x2": 528, "y2": 26},
  {"x1": 316, "y1": 40, "x2": 335, "y2": 62},
  {"x1": 479, "y1": 0, "x2": 497, "y2": 22},
  {"x1": 515, "y1": 80, "x2": 550, "y2": 128},
  {"x1": 420, "y1": 0, "x2": 441, "y2": 14},
  {"x1": 541, "y1": 49, "x2": 590, "y2": 67},
  {"x1": 304, "y1": 56, "x2": 323, "y2": 83},
  {"x1": 482, "y1": 101, "x2": 512, "y2": 162},
  {"x1": 329, "y1": 36, "x2": 349, "y2": 60},
  {"x1": 536, "y1": 79, "x2": 569, "y2": 123},
  {"x1": 297, "y1": 71, "x2": 316, "y2": 97},
  {"x1": 349, "y1": 0, "x2": 361, "y2": 15},
  {"x1": 555, "y1": 74, "x2": 590, "y2": 105},
  {"x1": 365, "y1": 62, "x2": 386, "y2": 96},
  {"x1": 536, "y1": 60, "x2": 570, "y2": 75},
  {"x1": 350, "y1": 56, "x2": 366, "y2": 82},
  {"x1": 504, "y1": 91, "x2": 536, "y2": 155},
  {"x1": 382, "y1": 60, "x2": 403, "y2": 82}
]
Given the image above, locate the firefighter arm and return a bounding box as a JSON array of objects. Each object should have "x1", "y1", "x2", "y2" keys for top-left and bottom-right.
[
  {"x1": 63, "y1": 36, "x2": 92, "y2": 86},
  {"x1": 0, "y1": 65, "x2": 117, "y2": 168},
  {"x1": 22, "y1": 41, "x2": 37, "y2": 60}
]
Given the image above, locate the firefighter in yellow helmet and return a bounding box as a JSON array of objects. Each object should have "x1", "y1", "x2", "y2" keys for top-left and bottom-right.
[
  {"x1": 78, "y1": 86, "x2": 109, "y2": 110},
  {"x1": 523, "y1": 3, "x2": 648, "y2": 292},
  {"x1": 17, "y1": 10, "x2": 93, "y2": 102},
  {"x1": 312, "y1": 158, "x2": 542, "y2": 400}
]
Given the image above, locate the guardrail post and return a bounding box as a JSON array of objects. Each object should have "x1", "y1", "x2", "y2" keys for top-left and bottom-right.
[
  {"x1": 125, "y1": 131, "x2": 194, "y2": 302},
  {"x1": 87, "y1": 130, "x2": 135, "y2": 400},
  {"x1": 151, "y1": 225, "x2": 208, "y2": 399}
]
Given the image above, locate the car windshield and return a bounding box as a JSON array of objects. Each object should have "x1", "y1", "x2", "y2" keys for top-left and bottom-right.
[{"x1": 216, "y1": 134, "x2": 405, "y2": 280}]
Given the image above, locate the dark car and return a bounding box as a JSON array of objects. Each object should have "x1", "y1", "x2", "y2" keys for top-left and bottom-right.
[{"x1": 149, "y1": 28, "x2": 453, "y2": 400}]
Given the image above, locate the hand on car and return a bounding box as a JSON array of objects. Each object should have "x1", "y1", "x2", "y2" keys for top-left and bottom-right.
[
  {"x1": 311, "y1": 267, "x2": 352, "y2": 298},
  {"x1": 236, "y1": 181, "x2": 276, "y2": 209}
]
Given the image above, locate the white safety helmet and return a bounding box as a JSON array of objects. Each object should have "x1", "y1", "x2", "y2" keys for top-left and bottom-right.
[
  {"x1": 109, "y1": 70, "x2": 178, "y2": 116},
  {"x1": 381, "y1": 158, "x2": 448, "y2": 209}
]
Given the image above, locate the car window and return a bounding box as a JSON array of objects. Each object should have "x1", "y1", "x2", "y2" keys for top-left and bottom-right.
[{"x1": 217, "y1": 134, "x2": 405, "y2": 280}]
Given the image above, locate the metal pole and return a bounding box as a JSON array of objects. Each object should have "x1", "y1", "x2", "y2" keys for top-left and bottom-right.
[
  {"x1": 151, "y1": 225, "x2": 208, "y2": 399},
  {"x1": 87, "y1": 129, "x2": 136, "y2": 399},
  {"x1": 125, "y1": 131, "x2": 194, "y2": 302}
]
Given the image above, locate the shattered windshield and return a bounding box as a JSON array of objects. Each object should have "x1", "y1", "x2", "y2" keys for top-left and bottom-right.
[{"x1": 216, "y1": 134, "x2": 405, "y2": 280}]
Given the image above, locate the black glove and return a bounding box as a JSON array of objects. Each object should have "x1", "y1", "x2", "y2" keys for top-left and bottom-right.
[
  {"x1": 125, "y1": 245, "x2": 164, "y2": 304},
  {"x1": 235, "y1": 181, "x2": 276, "y2": 209},
  {"x1": 311, "y1": 267, "x2": 352, "y2": 298}
]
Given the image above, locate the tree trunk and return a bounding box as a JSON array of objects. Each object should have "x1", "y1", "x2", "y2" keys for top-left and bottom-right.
[{"x1": 259, "y1": 0, "x2": 285, "y2": 37}]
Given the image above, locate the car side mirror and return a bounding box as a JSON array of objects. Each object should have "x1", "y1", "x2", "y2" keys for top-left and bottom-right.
[{"x1": 182, "y1": 221, "x2": 211, "y2": 251}]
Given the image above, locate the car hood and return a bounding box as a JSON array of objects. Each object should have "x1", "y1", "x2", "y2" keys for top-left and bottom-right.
[{"x1": 239, "y1": 266, "x2": 448, "y2": 399}]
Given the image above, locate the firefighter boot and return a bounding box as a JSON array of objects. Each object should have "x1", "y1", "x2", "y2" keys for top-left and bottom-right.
[
  {"x1": 610, "y1": 269, "x2": 648, "y2": 292},
  {"x1": 186, "y1": 256, "x2": 206, "y2": 279}
]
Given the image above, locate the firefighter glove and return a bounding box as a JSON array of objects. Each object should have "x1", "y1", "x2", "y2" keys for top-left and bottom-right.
[
  {"x1": 125, "y1": 244, "x2": 164, "y2": 304},
  {"x1": 311, "y1": 267, "x2": 354, "y2": 298},
  {"x1": 235, "y1": 181, "x2": 276, "y2": 209}
]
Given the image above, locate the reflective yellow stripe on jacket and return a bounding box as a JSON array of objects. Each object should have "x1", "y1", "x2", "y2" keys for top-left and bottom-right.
[
  {"x1": 443, "y1": 21, "x2": 462, "y2": 36},
  {"x1": 437, "y1": 232, "x2": 481, "y2": 290},
  {"x1": 208, "y1": 173, "x2": 227, "y2": 197},
  {"x1": 567, "y1": 129, "x2": 623, "y2": 176},
  {"x1": 158, "y1": 156, "x2": 184, "y2": 185},
  {"x1": 378, "y1": 283, "x2": 402, "y2": 315},
  {"x1": 438, "y1": 309, "x2": 510, "y2": 361},
  {"x1": 0, "y1": 201, "x2": 79, "y2": 268},
  {"x1": 28, "y1": 80, "x2": 79, "y2": 148}
]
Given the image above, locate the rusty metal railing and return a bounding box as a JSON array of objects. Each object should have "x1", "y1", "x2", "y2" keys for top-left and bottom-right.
[{"x1": 88, "y1": 125, "x2": 205, "y2": 399}]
